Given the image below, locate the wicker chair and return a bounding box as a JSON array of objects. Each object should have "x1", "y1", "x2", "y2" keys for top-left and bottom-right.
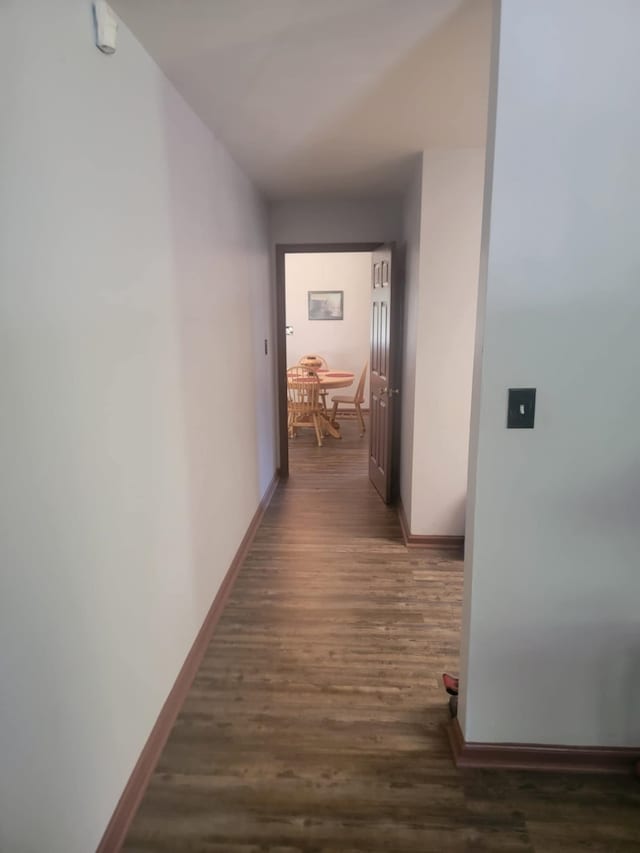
[
  {"x1": 330, "y1": 362, "x2": 368, "y2": 436},
  {"x1": 287, "y1": 366, "x2": 325, "y2": 446}
]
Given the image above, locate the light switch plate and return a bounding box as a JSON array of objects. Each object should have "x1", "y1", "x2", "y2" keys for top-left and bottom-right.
[{"x1": 507, "y1": 388, "x2": 536, "y2": 428}]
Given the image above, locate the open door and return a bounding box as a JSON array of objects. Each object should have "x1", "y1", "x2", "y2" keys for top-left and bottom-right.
[{"x1": 369, "y1": 244, "x2": 401, "y2": 504}]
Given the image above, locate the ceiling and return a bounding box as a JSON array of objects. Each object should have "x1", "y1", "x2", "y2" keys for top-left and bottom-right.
[{"x1": 112, "y1": 0, "x2": 493, "y2": 200}]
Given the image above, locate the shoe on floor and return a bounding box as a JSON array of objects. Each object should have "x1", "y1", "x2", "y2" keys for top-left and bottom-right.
[{"x1": 442, "y1": 673, "x2": 459, "y2": 696}]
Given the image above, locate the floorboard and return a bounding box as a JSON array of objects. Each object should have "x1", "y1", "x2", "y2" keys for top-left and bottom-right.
[{"x1": 124, "y1": 419, "x2": 640, "y2": 852}]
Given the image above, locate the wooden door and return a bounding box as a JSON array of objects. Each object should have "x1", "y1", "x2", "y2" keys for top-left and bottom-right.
[{"x1": 369, "y1": 244, "x2": 401, "y2": 503}]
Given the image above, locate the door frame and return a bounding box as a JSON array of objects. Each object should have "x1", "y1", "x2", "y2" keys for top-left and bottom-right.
[{"x1": 275, "y1": 242, "x2": 381, "y2": 478}]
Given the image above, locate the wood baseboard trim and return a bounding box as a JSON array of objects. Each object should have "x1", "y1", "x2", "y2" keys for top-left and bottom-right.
[
  {"x1": 447, "y1": 718, "x2": 639, "y2": 775},
  {"x1": 96, "y1": 472, "x2": 280, "y2": 853},
  {"x1": 397, "y1": 499, "x2": 464, "y2": 551}
]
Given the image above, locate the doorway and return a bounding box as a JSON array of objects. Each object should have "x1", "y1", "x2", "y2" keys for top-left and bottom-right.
[{"x1": 275, "y1": 242, "x2": 402, "y2": 502}]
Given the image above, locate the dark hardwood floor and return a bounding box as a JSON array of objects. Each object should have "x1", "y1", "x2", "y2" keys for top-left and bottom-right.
[{"x1": 124, "y1": 419, "x2": 640, "y2": 852}]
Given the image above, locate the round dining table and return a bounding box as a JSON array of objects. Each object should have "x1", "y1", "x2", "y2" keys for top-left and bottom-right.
[
  {"x1": 289, "y1": 368, "x2": 355, "y2": 440},
  {"x1": 317, "y1": 370, "x2": 355, "y2": 437},
  {"x1": 315, "y1": 368, "x2": 355, "y2": 390}
]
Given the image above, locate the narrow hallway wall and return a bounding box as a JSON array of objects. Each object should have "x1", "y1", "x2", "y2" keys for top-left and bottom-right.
[
  {"x1": 0, "y1": 3, "x2": 274, "y2": 851},
  {"x1": 461, "y1": 0, "x2": 640, "y2": 748}
]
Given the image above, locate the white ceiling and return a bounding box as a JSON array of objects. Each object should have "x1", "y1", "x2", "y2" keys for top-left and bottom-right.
[{"x1": 112, "y1": 0, "x2": 493, "y2": 200}]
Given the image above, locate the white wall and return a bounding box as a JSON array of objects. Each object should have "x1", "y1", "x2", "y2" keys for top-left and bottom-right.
[
  {"x1": 285, "y1": 253, "x2": 371, "y2": 402},
  {"x1": 460, "y1": 0, "x2": 640, "y2": 747},
  {"x1": 409, "y1": 149, "x2": 485, "y2": 535},
  {"x1": 0, "y1": 3, "x2": 275, "y2": 852},
  {"x1": 270, "y1": 198, "x2": 403, "y2": 246},
  {"x1": 399, "y1": 157, "x2": 423, "y2": 521}
]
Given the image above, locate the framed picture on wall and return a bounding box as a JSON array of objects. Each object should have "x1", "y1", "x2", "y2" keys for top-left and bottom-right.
[{"x1": 308, "y1": 290, "x2": 344, "y2": 320}]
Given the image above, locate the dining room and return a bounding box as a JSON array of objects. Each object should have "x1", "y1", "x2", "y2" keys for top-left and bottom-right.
[{"x1": 284, "y1": 251, "x2": 371, "y2": 468}]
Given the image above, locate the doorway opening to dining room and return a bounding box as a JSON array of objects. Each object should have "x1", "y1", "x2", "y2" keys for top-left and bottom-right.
[{"x1": 275, "y1": 242, "x2": 403, "y2": 504}]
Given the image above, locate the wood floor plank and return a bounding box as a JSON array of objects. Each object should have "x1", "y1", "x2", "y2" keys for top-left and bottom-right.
[{"x1": 123, "y1": 419, "x2": 640, "y2": 852}]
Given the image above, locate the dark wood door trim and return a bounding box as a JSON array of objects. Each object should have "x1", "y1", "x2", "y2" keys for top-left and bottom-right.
[
  {"x1": 275, "y1": 242, "x2": 382, "y2": 478},
  {"x1": 96, "y1": 473, "x2": 280, "y2": 853},
  {"x1": 388, "y1": 244, "x2": 405, "y2": 505},
  {"x1": 447, "y1": 718, "x2": 639, "y2": 775},
  {"x1": 369, "y1": 244, "x2": 399, "y2": 503}
]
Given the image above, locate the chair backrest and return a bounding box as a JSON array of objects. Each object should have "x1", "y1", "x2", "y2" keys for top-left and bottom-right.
[
  {"x1": 287, "y1": 366, "x2": 321, "y2": 411},
  {"x1": 298, "y1": 354, "x2": 328, "y2": 370},
  {"x1": 354, "y1": 362, "x2": 368, "y2": 404}
]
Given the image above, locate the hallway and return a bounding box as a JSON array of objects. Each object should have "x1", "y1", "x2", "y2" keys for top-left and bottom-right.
[{"x1": 124, "y1": 421, "x2": 639, "y2": 852}]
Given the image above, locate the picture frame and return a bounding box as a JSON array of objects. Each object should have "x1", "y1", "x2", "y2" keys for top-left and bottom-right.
[{"x1": 308, "y1": 290, "x2": 344, "y2": 321}]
